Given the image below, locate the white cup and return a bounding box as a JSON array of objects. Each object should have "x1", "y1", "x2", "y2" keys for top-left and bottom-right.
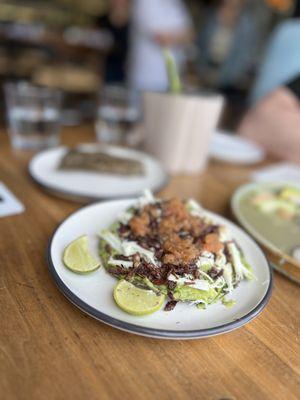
[{"x1": 143, "y1": 91, "x2": 224, "y2": 173}]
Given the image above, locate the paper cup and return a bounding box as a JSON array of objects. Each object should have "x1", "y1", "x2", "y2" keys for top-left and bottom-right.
[{"x1": 143, "y1": 92, "x2": 224, "y2": 173}]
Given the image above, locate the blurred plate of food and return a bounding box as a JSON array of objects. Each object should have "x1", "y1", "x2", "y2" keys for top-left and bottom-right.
[
  {"x1": 29, "y1": 143, "x2": 168, "y2": 202},
  {"x1": 210, "y1": 130, "x2": 265, "y2": 165},
  {"x1": 231, "y1": 182, "x2": 300, "y2": 283}
]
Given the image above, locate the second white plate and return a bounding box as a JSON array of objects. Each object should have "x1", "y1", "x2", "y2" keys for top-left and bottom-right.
[
  {"x1": 29, "y1": 144, "x2": 169, "y2": 202},
  {"x1": 210, "y1": 130, "x2": 265, "y2": 165}
]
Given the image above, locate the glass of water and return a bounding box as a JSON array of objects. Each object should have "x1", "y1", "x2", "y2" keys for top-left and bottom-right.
[
  {"x1": 4, "y1": 82, "x2": 62, "y2": 150},
  {"x1": 95, "y1": 86, "x2": 141, "y2": 147}
]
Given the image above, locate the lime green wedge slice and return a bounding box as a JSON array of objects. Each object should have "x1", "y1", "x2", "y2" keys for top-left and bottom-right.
[
  {"x1": 113, "y1": 280, "x2": 165, "y2": 316},
  {"x1": 63, "y1": 235, "x2": 100, "y2": 274}
]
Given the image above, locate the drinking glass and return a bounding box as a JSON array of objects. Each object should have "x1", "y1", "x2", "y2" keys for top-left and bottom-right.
[
  {"x1": 95, "y1": 86, "x2": 141, "y2": 146},
  {"x1": 4, "y1": 82, "x2": 62, "y2": 150}
]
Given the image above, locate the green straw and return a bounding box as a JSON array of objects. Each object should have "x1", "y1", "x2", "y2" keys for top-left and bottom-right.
[{"x1": 163, "y1": 48, "x2": 182, "y2": 94}]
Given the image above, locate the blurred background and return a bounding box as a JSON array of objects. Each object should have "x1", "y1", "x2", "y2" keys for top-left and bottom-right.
[{"x1": 0, "y1": 0, "x2": 298, "y2": 130}]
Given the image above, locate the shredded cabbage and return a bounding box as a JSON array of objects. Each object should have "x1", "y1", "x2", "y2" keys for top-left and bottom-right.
[
  {"x1": 168, "y1": 274, "x2": 192, "y2": 284},
  {"x1": 222, "y1": 297, "x2": 236, "y2": 308},
  {"x1": 227, "y1": 242, "x2": 253, "y2": 282},
  {"x1": 198, "y1": 270, "x2": 214, "y2": 283},
  {"x1": 196, "y1": 256, "x2": 214, "y2": 268},
  {"x1": 185, "y1": 198, "x2": 203, "y2": 217},
  {"x1": 191, "y1": 280, "x2": 210, "y2": 291},
  {"x1": 118, "y1": 210, "x2": 134, "y2": 224},
  {"x1": 168, "y1": 274, "x2": 210, "y2": 291},
  {"x1": 215, "y1": 253, "x2": 226, "y2": 268},
  {"x1": 107, "y1": 257, "x2": 133, "y2": 269},
  {"x1": 210, "y1": 276, "x2": 226, "y2": 289},
  {"x1": 190, "y1": 299, "x2": 207, "y2": 307},
  {"x1": 200, "y1": 251, "x2": 214, "y2": 259},
  {"x1": 99, "y1": 230, "x2": 123, "y2": 253},
  {"x1": 218, "y1": 225, "x2": 232, "y2": 242},
  {"x1": 122, "y1": 241, "x2": 157, "y2": 265},
  {"x1": 223, "y1": 262, "x2": 234, "y2": 292},
  {"x1": 138, "y1": 189, "x2": 156, "y2": 208}
]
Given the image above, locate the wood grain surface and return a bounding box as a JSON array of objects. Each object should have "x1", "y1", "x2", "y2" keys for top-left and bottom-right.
[{"x1": 0, "y1": 125, "x2": 299, "y2": 400}]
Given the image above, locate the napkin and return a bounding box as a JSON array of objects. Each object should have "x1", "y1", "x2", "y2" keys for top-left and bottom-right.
[{"x1": 0, "y1": 182, "x2": 25, "y2": 217}]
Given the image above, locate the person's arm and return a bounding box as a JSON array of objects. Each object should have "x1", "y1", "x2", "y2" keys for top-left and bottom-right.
[{"x1": 239, "y1": 87, "x2": 300, "y2": 163}]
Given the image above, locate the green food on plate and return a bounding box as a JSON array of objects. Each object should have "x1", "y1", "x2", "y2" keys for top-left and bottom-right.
[
  {"x1": 239, "y1": 184, "x2": 300, "y2": 256},
  {"x1": 97, "y1": 191, "x2": 254, "y2": 315},
  {"x1": 62, "y1": 191, "x2": 255, "y2": 315}
]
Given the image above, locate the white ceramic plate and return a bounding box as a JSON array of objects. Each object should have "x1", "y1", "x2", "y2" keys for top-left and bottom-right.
[
  {"x1": 29, "y1": 144, "x2": 168, "y2": 202},
  {"x1": 48, "y1": 199, "x2": 272, "y2": 339},
  {"x1": 210, "y1": 130, "x2": 265, "y2": 165},
  {"x1": 231, "y1": 181, "x2": 300, "y2": 283}
]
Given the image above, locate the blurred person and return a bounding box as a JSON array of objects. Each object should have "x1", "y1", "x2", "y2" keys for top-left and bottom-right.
[
  {"x1": 95, "y1": 0, "x2": 131, "y2": 84},
  {"x1": 251, "y1": 14, "x2": 300, "y2": 104},
  {"x1": 197, "y1": 0, "x2": 259, "y2": 89},
  {"x1": 239, "y1": 80, "x2": 300, "y2": 163},
  {"x1": 128, "y1": 0, "x2": 193, "y2": 93},
  {"x1": 239, "y1": 9, "x2": 300, "y2": 163}
]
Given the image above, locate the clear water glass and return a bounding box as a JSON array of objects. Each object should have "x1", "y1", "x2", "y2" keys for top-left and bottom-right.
[
  {"x1": 95, "y1": 86, "x2": 141, "y2": 147},
  {"x1": 5, "y1": 82, "x2": 62, "y2": 150}
]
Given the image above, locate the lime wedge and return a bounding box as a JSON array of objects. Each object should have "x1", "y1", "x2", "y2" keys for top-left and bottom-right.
[
  {"x1": 113, "y1": 280, "x2": 165, "y2": 316},
  {"x1": 63, "y1": 235, "x2": 100, "y2": 274}
]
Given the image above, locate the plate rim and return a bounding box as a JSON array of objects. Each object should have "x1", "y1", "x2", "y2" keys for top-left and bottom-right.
[
  {"x1": 47, "y1": 200, "x2": 273, "y2": 339},
  {"x1": 29, "y1": 144, "x2": 170, "y2": 202}
]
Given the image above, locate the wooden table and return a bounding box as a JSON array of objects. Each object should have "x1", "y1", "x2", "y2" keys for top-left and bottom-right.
[{"x1": 1, "y1": 125, "x2": 299, "y2": 400}]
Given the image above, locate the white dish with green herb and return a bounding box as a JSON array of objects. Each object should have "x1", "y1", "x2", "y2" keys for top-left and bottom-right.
[
  {"x1": 232, "y1": 182, "x2": 300, "y2": 257},
  {"x1": 232, "y1": 182, "x2": 300, "y2": 283},
  {"x1": 48, "y1": 193, "x2": 272, "y2": 339}
]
